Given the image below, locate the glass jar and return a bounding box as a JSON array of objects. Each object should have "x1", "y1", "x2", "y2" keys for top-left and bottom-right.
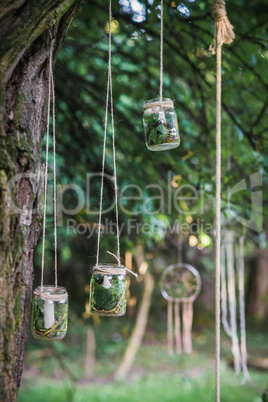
[
  {"x1": 89, "y1": 264, "x2": 127, "y2": 316},
  {"x1": 32, "y1": 286, "x2": 68, "y2": 341},
  {"x1": 143, "y1": 98, "x2": 180, "y2": 151}
]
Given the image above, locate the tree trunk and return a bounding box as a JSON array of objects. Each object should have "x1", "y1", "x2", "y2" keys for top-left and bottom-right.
[
  {"x1": 115, "y1": 271, "x2": 154, "y2": 379},
  {"x1": 0, "y1": 1, "x2": 82, "y2": 400},
  {"x1": 115, "y1": 246, "x2": 154, "y2": 379}
]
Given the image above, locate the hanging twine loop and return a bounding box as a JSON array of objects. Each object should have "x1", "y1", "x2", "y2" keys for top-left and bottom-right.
[
  {"x1": 40, "y1": 36, "x2": 60, "y2": 295},
  {"x1": 210, "y1": 0, "x2": 235, "y2": 54},
  {"x1": 95, "y1": 0, "x2": 138, "y2": 279},
  {"x1": 210, "y1": 1, "x2": 235, "y2": 401},
  {"x1": 96, "y1": 0, "x2": 121, "y2": 267}
]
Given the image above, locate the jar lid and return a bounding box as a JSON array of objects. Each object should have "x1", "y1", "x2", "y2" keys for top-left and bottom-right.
[
  {"x1": 143, "y1": 98, "x2": 174, "y2": 111},
  {"x1": 34, "y1": 285, "x2": 68, "y2": 301}
]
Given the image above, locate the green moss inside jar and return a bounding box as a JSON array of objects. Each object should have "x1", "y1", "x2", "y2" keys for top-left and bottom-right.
[
  {"x1": 89, "y1": 264, "x2": 127, "y2": 316},
  {"x1": 143, "y1": 98, "x2": 180, "y2": 151}
]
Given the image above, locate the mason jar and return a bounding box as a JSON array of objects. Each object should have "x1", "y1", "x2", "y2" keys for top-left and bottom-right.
[
  {"x1": 143, "y1": 98, "x2": 180, "y2": 151},
  {"x1": 32, "y1": 286, "x2": 68, "y2": 341},
  {"x1": 89, "y1": 264, "x2": 127, "y2": 317}
]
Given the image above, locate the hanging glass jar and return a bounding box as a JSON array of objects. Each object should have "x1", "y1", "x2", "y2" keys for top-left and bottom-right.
[
  {"x1": 32, "y1": 286, "x2": 69, "y2": 341},
  {"x1": 143, "y1": 98, "x2": 180, "y2": 151},
  {"x1": 89, "y1": 264, "x2": 127, "y2": 316}
]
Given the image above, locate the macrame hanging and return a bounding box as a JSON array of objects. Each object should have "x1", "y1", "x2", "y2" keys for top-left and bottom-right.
[
  {"x1": 142, "y1": 0, "x2": 180, "y2": 151},
  {"x1": 89, "y1": 0, "x2": 137, "y2": 317},
  {"x1": 160, "y1": 263, "x2": 201, "y2": 355},
  {"x1": 32, "y1": 39, "x2": 69, "y2": 341},
  {"x1": 210, "y1": 0, "x2": 235, "y2": 400},
  {"x1": 221, "y1": 230, "x2": 250, "y2": 383}
]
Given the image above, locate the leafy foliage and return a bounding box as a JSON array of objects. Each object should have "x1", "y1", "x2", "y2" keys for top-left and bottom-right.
[{"x1": 33, "y1": 0, "x2": 268, "y2": 306}]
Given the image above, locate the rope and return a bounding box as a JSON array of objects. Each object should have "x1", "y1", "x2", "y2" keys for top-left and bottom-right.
[
  {"x1": 210, "y1": 2, "x2": 235, "y2": 401},
  {"x1": 40, "y1": 39, "x2": 59, "y2": 292},
  {"x1": 159, "y1": 0, "x2": 163, "y2": 102},
  {"x1": 96, "y1": 0, "x2": 121, "y2": 267}
]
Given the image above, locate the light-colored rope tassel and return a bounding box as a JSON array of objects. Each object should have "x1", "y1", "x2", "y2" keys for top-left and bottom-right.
[
  {"x1": 210, "y1": 0, "x2": 235, "y2": 54},
  {"x1": 210, "y1": 1, "x2": 235, "y2": 401}
]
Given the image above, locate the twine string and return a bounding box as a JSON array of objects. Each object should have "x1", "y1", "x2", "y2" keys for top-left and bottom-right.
[
  {"x1": 40, "y1": 38, "x2": 59, "y2": 292},
  {"x1": 51, "y1": 60, "x2": 58, "y2": 288},
  {"x1": 41, "y1": 43, "x2": 53, "y2": 292},
  {"x1": 159, "y1": 0, "x2": 163, "y2": 102},
  {"x1": 96, "y1": 0, "x2": 121, "y2": 267},
  {"x1": 210, "y1": 1, "x2": 235, "y2": 401}
]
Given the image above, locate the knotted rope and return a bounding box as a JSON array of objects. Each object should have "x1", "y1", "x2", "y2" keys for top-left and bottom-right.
[
  {"x1": 210, "y1": 1, "x2": 235, "y2": 401},
  {"x1": 210, "y1": 0, "x2": 235, "y2": 54}
]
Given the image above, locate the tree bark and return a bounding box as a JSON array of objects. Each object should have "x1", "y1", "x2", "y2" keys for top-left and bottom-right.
[{"x1": 0, "y1": 1, "x2": 82, "y2": 400}]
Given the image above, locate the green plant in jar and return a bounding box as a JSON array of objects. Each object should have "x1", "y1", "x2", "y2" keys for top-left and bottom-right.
[
  {"x1": 32, "y1": 286, "x2": 68, "y2": 340},
  {"x1": 89, "y1": 265, "x2": 127, "y2": 316}
]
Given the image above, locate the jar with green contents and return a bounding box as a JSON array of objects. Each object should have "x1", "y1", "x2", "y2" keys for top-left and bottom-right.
[
  {"x1": 32, "y1": 286, "x2": 68, "y2": 340},
  {"x1": 89, "y1": 264, "x2": 127, "y2": 316},
  {"x1": 143, "y1": 98, "x2": 180, "y2": 151}
]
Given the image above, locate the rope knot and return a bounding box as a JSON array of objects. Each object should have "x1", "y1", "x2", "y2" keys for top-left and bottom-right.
[
  {"x1": 210, "y1": 0, "x2": 235, "y2": 54},
  {"x1": 212, "y1": 0, "x2": 227, "y2": 21}
]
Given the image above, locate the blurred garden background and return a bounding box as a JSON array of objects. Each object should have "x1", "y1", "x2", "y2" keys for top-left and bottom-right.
[{"x1": 18, "y1": 0, "x2": 268, "y2": 401}]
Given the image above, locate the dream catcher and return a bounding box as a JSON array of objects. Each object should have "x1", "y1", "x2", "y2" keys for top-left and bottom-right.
[{"x1": 160, "y1": 263, "x2": 201, "y2": 354}]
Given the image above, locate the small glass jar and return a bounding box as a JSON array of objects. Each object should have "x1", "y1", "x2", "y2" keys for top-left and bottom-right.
[
  {"x1": 89, "y1": 264, "x2": 127, "y2": 316},
  {"x1": 143, "y1": 98, "x2": 180, "y2": 151},
  {"x1": 32, "y1": 286, "x2": 68, "y2": 341}
]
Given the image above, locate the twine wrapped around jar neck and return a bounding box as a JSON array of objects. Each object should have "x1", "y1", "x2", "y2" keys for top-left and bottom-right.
[
  {"x1": 93, "y1": 264, "x2": 138, "y2": 277},
  {"x1": 34, "y1": 286, "x2": 68, "y2": 301},
  {"x1": 143, "y1": 98, "x2": 174, "y2": 111}
]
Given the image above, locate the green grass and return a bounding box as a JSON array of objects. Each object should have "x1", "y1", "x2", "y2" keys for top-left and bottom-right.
[
  {"x1": 18, "y1": 318, "x2": 268, "y2": 402},
  {"x1": 18, "y1": 366, "x2": 265, "y2": 402},
  {"x1": 18, "y1": 344, "x2": 266, "y2": 402}
]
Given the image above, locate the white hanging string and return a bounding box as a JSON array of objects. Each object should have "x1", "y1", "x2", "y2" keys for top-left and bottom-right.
[
  {"x1": 96, "y1": 0, "x2": 121, "y2": 267},
  {"x1": 236, "y1": 236, "x2": 250, "y2": 383},
  {"x1": 182, "y1": 301, "x2": 193, "y2": 354},
  {"x1": 40, "y1": 38, "x2": 59, "y2": 292},
  {"x1": 225, "y1": 232, "x2": 241, "y2": 374},
  {"x1": 220, "y1": 243, "x2": 232, "y2": 337},
  {"x1": 40, "y1": 43, "x2": 53, "y2": 292},
  {"x1": 159, "y1": 0, "x2": 163, "y2": 102}
]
